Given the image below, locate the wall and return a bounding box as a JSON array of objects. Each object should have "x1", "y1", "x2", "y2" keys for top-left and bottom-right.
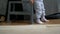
[
  {"x1": 0, "y1": 0, "x2": 59, "y2": 15},
  {"x1": 0, "y1": 0, "x2": 8, "y2": 15},
  {"x1": 44, "y1": 0, "x2": 58, "y2": 15},
  {"x1": 57, "y1": 0, "x2": 60, "y2": 12}
]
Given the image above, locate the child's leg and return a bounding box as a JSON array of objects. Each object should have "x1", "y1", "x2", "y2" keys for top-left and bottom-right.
[
  {"x1": 34, "y1": 1, "x2": 43, "y2": 24},
  {"x1": 38, "y1": 0, "x2": 49, "y2": 22},
  {"x1": 41, "y1": 10, "x2": 49, "y2": 22},
  {"x1": 35, "y1": 10, "x2": 43, "y2": 24}
]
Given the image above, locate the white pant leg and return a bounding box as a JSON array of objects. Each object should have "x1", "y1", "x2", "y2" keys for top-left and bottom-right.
[
  {"x1": 41, "y1": 2, "x2": 46, "y2": 17},
  {"x1": 34, "y1": 1, "x2": 43, "y2": 19}
]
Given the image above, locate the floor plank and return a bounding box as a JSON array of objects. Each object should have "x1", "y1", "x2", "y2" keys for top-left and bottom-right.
[{"x1": 0, "y1": 19, "x2": 60, "y2": 25}]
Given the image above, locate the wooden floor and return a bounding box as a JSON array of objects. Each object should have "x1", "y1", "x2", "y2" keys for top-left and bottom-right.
[{"x1": 0, "y1": 19, "x2": 60, "y2": 25}]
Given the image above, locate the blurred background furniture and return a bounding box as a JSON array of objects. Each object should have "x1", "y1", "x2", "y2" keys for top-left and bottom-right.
[{"x1": 7, "y1": 0, "x2": 34, "y2": 24}]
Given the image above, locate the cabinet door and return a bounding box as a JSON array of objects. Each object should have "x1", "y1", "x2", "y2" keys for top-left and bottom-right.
[
  {"x1": 22, "y1": 0, "x2": 33, "y2": 13},
  {"x1": 22, "y1": 0, "x2": 33, "y2": 20}
]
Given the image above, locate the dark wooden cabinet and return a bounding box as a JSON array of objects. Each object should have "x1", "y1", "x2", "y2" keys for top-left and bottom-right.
[
  {"x1": 9, "y1": 0, "x2": 24, "y2": 20},
  {"x1": 7, "y1": 0, "x2": 34, "y2": 24}
]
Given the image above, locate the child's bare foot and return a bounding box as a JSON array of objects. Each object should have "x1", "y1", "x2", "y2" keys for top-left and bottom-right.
[
  {"x1": 36, "y1": 19, "x2": 44, "y2": 24},
  {"x1": 41, "y1": 17, "x2": 49, "y2": 22}
]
